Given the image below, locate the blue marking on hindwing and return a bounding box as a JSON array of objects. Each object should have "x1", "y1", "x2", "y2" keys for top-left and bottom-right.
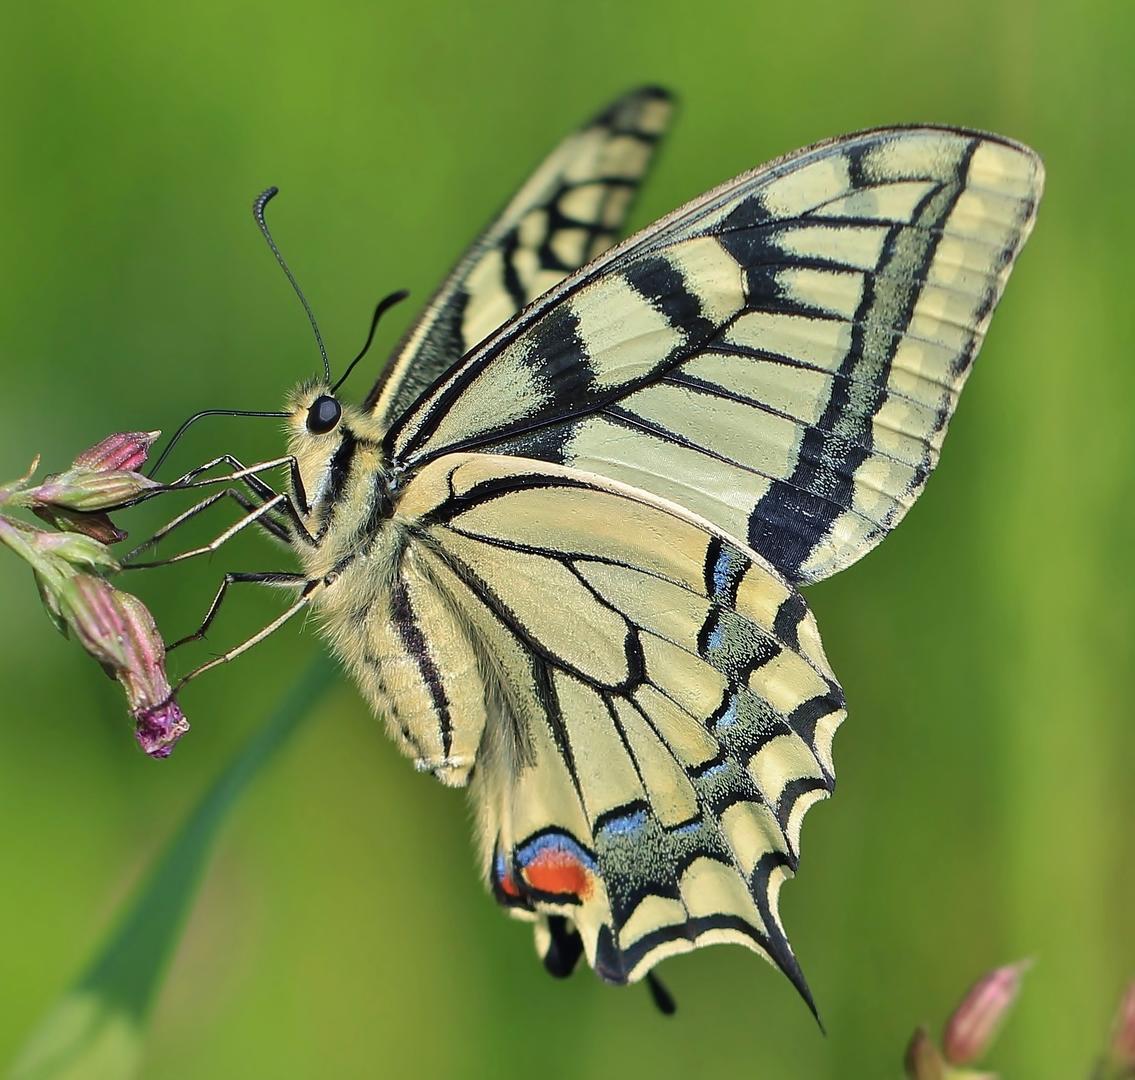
[
  {"x1": 715, "y1": 694, "x2": 740, "y2": 731},
  {"x1": 712, "y1": 545, "x2": 734, "y2": 598},
  {"x1": 598, "y1": 809, "x2": 649, "y2": 839},
  {"x1": 698, "y1": 761, "x2": 729, "y2": 781},
  {"x1": 711, "y1": 542, "x2": 747, "y2": 602},
  {"x1": 515, "y1": 831, "x2": 597, "y2": 871},
  {"x1": 670, "y1": 819, "x2": 702, "y2": 838}
]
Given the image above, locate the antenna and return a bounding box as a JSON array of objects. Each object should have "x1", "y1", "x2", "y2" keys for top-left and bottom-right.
[
  {"x1": 147, "y1": 408, "x2": 289, "y2": 478},
  {"x1": 331, "y1": 290, "x2": 411, "y2": 394},
  {"x1": 253, "y1": 186, "x2": 331, "y2": 383}
]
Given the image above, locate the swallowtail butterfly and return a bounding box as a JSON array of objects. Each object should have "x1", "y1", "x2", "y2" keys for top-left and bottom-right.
[{"x1": 158, "y1": 87, "x2": 1042, "y2": 1010}]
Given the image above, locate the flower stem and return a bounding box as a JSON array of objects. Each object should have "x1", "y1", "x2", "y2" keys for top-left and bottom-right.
[{"x1": 10, "y1": 656, "x2": 336, "y2": 1080}]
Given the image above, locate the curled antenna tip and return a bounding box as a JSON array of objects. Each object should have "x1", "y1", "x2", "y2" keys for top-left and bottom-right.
[
  {"x1": 252, "y1": 185, "x2": 331, "y2": 383},
  {"x1": 253, "y1": 186, "x2": 280, "y2": 221}
]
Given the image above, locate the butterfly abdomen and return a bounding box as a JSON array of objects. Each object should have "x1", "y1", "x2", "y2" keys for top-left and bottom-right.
[{"x1": 315, "y1": 532, "x2": 492, "y2": 788}]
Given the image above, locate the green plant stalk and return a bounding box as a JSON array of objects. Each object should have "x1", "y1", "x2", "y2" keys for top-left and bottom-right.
[{"x1": 9, "y1": 656, "x2": 336, "y2": 1080}]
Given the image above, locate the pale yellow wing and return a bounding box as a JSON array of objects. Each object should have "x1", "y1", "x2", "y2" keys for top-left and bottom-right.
[
  {"x1": 385, "y1": 127, "x2": 1043, "y2": 584},
  {"x1": 364, "y1": 87, "x2": 674, "y2": 425}
]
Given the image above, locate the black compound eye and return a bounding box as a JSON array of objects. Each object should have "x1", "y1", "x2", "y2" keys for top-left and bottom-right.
[{"x1": 306, "y1": 394, "x2": 342, "y2": 435}]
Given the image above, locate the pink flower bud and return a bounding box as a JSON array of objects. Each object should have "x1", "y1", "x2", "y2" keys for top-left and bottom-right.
[
  {"x1": 19, "y1": 430, "x2": 161, "y2": 525},
  {"x1": 59, "y1": 574, "x2": 135, "y2": 669},
  {"x1": 56, "y1": 575, "x2": 190, "y2": 758},
  {"x1": 1107, "y1": 981, "x2": 1135, "y2": 1073},
  {"x1": 904, "y1": 1027, "x2": 947, "y2": 1080},
  {"x1": 943, "y1": 961, "x2": 1030, "y2": 1066},
  {"x1": 5, "y1": 433, "x2": 190, "y2": 758},
  {"x1": 72, "y1": 431, "x2": 160, "y2": 473},
  {"x1": 134, "y1": 698, "x2": 190, "y2": 759}
]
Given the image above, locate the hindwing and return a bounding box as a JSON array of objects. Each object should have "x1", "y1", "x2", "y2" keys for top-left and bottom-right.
[{"x1": 396, "y1": 454, "x2": 845, "y2": 995}]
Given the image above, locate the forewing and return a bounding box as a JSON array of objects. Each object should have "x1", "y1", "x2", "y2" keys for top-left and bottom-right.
[
  {"x1": 398, "y1": 453, "x2": 845, "y2": 994},
  {"x1": 365, "y1": 86, "x2": 674, "y2": 425},
  {"x1": 387, "y1": 127, "x2": 1043, "y2": 584}
]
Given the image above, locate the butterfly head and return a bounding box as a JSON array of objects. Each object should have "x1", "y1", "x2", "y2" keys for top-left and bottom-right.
[
  {"x1": 285, "y1": 380, "x2": 347, "y2": 441},
  {"x1": 281, "y1": 378, "x2": 386, "y2": 524}
]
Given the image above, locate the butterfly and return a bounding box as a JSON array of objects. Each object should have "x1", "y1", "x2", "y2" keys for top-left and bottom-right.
[{"x1": 141, "y1": 86, "x2": 1043, "y2": 1011}]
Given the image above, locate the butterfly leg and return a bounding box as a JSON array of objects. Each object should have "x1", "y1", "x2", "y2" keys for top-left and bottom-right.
[
  {"x1": 166, "y1": 453, "x2": 319, "y2": 546},
  {"x1": 173, "y1": 579, "x2": 322, "y2": 690},
  {"x1": 161, "y1": 453, "x2": 281, "y2": 497},
  {"x1": 124, "y1": 492, "x2": 291, "y2": 569},
  {"x1": 121, "y1": 488, "x2": 291, "y2": 568},
  {"x1": 167, "y1": 454, "x2": 312, "y2": 514},
  {"x1": 167, "y1": 570, "x2": 307, "y2": 651},
  {"x1": 114, "y1": 453, "x2": 318, "y2": 546}
]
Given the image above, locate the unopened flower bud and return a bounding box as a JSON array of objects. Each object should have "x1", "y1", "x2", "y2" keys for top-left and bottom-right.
[
  {"x1": 31, "y1": 505, "x2": 127, "y2": 544},
  {"x1": 72, "y1": 431, "x2": 160, "y2": 473},
  {"x1": 27, "y1": 468, "x2": 159, "y2": 512},
  {"x1": 58, "y1": 573, "x2": 134, "y2": 669},
  {"x1": 27, "y1": 530, "x2": 121, "y2": 574},
  {"x1": 134, "y1": 698, "x2": 190, "y2": 759},
  {"x1": 55, "y1": 575, "x2": 189, "y2": 758},
  {"x1": 4, "y1": 431, "x2": 190, "y2": 758},
  {"x1": 1105, "y1": 981, "x2": 1135, "y2": 1076},
  {"x1": 943, "y1": 961, "x2": 1030, "y2": 1066},
  {"x1": 904, "y1": 1027, "x2": 947, "y2": 1080},
  {"x1": 18, "y1": 430, "x2": 161, "y2": 532},
  {"x1": 1, "y1": 508, "x2": 120, "y2": 633}
]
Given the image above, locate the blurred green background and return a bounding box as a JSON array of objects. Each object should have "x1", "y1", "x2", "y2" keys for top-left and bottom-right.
[{"x1": 1, "y1": 1, "x2": 1133, "y2": 1076}]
